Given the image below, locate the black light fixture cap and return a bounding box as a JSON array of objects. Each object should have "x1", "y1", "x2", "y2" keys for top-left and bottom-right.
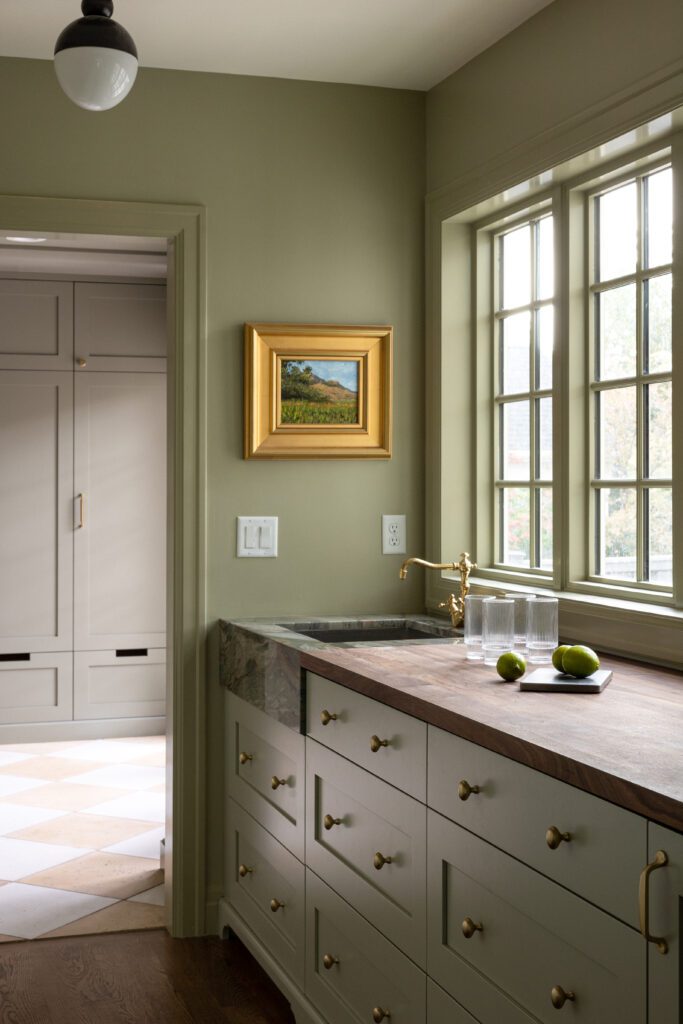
[{"x1": 54, "y1": 1, "x2": 137, "y2": 59}]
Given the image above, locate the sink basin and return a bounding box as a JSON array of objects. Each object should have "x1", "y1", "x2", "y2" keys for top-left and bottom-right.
[
  {"x1": 294, "y1": 625, "x2": 439, "y2": 643},
  {"x1": 276, "y1": 617, "x2": 460, "y2": 646}
]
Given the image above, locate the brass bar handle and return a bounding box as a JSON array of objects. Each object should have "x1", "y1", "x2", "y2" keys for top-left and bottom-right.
[
  {"x1": 372, "y1": 1009, "x2": 391, "y2": 1022},
  {"x1": 77, "y1": 493, "x2": 85, "y2": 529},
  {"x1": 323, "y1": 814, "x2": 342, "y2": 830},
  {"x1": 239, "y1": 751, "x2": 253, "y2": 765},
  {"x1": 238, "y1": 864, "x2": 253, "y2": 878},
  {"x1": 550, "y1": 986, "x2": 575, "y2": 1009},
  {"x1": 271, "y1": 775, "x2": 287, "y2": 790},
  {"x1": 322, "y1": 953, "x2": 339, "y2": 970},
  {"x1": 270, "y1": 898, "x2": 285, "y2": 913},
  {"x1": 461, "y1": 917, "x2": 483, "y2": 939},
  {"x1": 546, "y1": 825, "x2": 571, "y2": 850},
  {"x1": 370, "y1": 735, "x2": 389, "y2": 753},
  {"x1": 373, "y1": 851, "x2": 393, "y2": 870},
  {"x1": 639, "y1": 849, "x2": 669, "y2": 954},
  {"x1": 320, "y1": 709, "x2": 338, "y2": 726},
  {"x1": 458, "y1": 780, "x2": 480, "y2": 801}
]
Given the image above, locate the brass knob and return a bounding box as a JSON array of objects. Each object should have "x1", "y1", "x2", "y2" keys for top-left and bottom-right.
[
  {"x1": 238, "y1": 864, "x2": 252, "y2": 878},
  {"x1": 551, "y1": 986, "x2": 575, "y2": 1009},
  {"x1": 239, "y1": 751, "x2": 253, "y2": 765},
  {"x1": 546, "y1": 826, "x2": 572, "y2": 850},
  {"x1": 320, "y1": 709, "x2": 338, "y2": 726},
  {"x1": 372, "y1": 1009, "x2": 391, "y2": 1022},
  {"x1": 76, "y1": 357, "x2": 87, "y2": 367},
  {"x1": 322, "y1": 953, "x2": 339, "y2": 970},
  {"x1": 270, "y1": 898, "x2": 285, "y2": 913},
  {"x1": 373, "y1": 851, "x2": 393, "y2": 870},
  {"x1": 370, "y1": 735, "x2": 389, "y2": 753},
  {"x1": 271, "y1": 775, "x2": 287, "y2": 790},
  {"x1": 458, "y1": 780, "x2": 481, "y2": 801},
  {"x1": 461, "y1": 917, "x2": 483, "y2": 939},
  {"x1": 324, "y1": 814, "x2": 342, "y2": 830}
]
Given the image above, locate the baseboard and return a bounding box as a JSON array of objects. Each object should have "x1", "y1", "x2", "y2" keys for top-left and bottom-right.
[{"x1": 0, "y1": 716, "x2": 166, "y2": 743}]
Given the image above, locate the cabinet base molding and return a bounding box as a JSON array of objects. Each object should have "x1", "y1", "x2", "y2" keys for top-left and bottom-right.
[
  {"x1": 0, "y1": 715, "x2": 165, "y2": 744},
  {"x1": 218, "y1": 900, "x2": 327, "y2": 1024}
]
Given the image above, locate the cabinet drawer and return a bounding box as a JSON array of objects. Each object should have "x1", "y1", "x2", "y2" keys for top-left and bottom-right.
[
  {"x1": 0, "y1": 653, "x2": 72, "y2": 724},
  {"x1": 428, "y1": 810, "x2": 645, "y2": 1024},
  {"x1": 226, "y1": 799, "x2": 305, "y2": 989},
  {"x1": 427, "y1": 979, "x2": 517, "y2": 1024},
  {"x1": 306, "y1": 870, "x2": 426, "y2": 1024},
  {"x1": 306, "y1": 740, "x2": 426, "y2": 967},
  {"x1": 306, "y1": 672, "x2": 426, "y2": 800},
  {"x1": 226, "y1": 693, "x2": 305, "y2": 859},
  {"x1": 74, "y1": 649, "x2": 165, "y2": 720},
  {"x1": 428, "y1": 724, "x2": 646, "y2": 927}
]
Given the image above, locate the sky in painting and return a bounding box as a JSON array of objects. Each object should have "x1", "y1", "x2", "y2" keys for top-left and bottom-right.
[{"x1": 289, "y1": 359, "x2": 359, "y2": 393}]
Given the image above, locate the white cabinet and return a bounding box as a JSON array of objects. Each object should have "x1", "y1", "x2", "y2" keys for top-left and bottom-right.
[
  {"x1": 74, "y1": 283, "x2": 167, "y2": 372},
  {"x1": 0, "y1": 280, "x2": 73, "y2": 370},
  {"x1": 0, "y1": 653, "x2": 72, "y2": 724},
  {"x1": 647, "y1": 823, "x2": 683, "y2": 1024},
  {"x1": 74, "y1": 649, "x2": 165, "y2": 721}
]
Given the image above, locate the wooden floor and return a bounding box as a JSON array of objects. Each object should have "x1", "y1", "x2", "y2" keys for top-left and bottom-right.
[{"x1": 0, "y1": 928, "x2": 296, "y2": 1023}]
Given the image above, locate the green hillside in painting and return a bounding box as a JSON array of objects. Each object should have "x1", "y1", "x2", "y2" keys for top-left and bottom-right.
[{"x1": 281, "y1": 361, "x2": 358, "y2": 424}]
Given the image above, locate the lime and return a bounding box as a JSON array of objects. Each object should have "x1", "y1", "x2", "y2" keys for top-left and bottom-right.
[
  {"x1": 496, "y1": 651, "x2": 527, "y2": 682},
  {"x1": 561, "y1": 645, "x2": 600, "y2": 678},
  {"x1": 552, "y1": 645, "x2": 571, "y2": 673}
]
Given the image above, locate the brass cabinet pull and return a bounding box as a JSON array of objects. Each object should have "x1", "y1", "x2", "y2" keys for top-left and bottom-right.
[
  {"x1": 77, "y1": 493, "x2": 85, "y2": 529},
  {"x1": 373, "y1": 851, "x2": 393, "y2": 870},
  {"x1": 461, "y1": 917, "x2": 483, "y2": 939},
  {"x1": 639, "y1": 849, "x2": 669, "y2": 954},
  {"x1": 270, "y1": 898, "x2": 285, "y2": 913},
  {"x1": 322, "y1": 953, "x2": 339, "y2": 970},
  {"x1": 370, "y1": 735, "x2": 389, "y2": 753},
  {"x1": 271, "y1": 775, "x2": 287, "y2": 790},
  {"x1": 76, "y1": 357, "x2": 87, "y2": 367},
  {"x1": 372, "y1": 1008, "x2": 391, "y2": 1022},
  {"x1": 323, "y1": 814, "x2": 342, "y2": 830},
  {"x1": 239, "y1": 751, "x2": 253, "y2": 765},
  {"x1": 320, "y1": 709, "x2": 338, "y2": 726},
  {"x1": 238, "y1": 864, "x2": 252, "y2": 878},
  {"x1": 546, "y1": 825, "x2": 572, "y2": 850},
  {"x1": 550, "y1": 986, "x2": 575, "y2": 1009},
  {"x1": 458, "y1": 779, "x2": 480, "y2": 801}
]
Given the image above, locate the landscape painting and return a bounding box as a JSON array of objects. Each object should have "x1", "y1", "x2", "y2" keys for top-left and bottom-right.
[{"x1": 280, "y1": 358, "x2": 360, "y2": 425}]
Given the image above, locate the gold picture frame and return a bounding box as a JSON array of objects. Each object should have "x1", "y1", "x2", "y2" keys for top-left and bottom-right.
[{"x1": 244, "y1": 323, "x2": 392, "y2": 459}]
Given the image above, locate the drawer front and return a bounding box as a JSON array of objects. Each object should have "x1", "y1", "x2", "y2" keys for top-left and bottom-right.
[
  {"x1": 427, "y1": 979, "x2": 513, "y2": 1024},
  {"x1": 306, "y1": 672, "x2": 426, "y2": 800},
  {"x1": 428, "y1": 724, "x2": 646, "y2": 927},
  {"x1": 0, "y1": 653, "x2": 73, "y2": 724},
  {"x1": 226, "y1": 692, "x2": 305, "y2": 859},
  {"x1": 428, "y1": 809, "x2": 645, "y2": 1024},
  {"x1": 226, "y1": 799, "x2": 305, "y2": 988},
  {"x1": 306, "y1": 740, "x2": 426, "y2": 967},
  {"x1": 306, "y1": 870, "x2": 426, "y2": 1024},
  {"x1": 74, "y1": 649, "x2": 165, "y2": 720}
]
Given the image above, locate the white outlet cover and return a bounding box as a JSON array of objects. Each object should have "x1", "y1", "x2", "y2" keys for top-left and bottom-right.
[
  {"x1": 237, "y1": 516, "x2": 278, "y2": 557},
  {"x1": 382, "y1": 514, "x2": 406, "y2": 555}
]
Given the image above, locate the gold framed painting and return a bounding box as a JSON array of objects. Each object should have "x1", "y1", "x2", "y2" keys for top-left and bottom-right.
[{"x1": 244, "y1": 323, "x2": 392, "y2": 459}]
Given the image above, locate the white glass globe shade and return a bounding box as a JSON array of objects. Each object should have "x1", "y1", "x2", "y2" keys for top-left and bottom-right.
[{"x1": 54, "y1": 46, "x2": 137, "y2": 111}]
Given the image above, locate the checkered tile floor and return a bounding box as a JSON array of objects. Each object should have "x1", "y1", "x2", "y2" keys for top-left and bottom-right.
[{"x1": 0, "y1": 736, "x2": 165, "y2": 941}]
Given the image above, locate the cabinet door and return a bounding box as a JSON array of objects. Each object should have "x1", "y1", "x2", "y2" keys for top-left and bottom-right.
[
  {"x1": 0, "y1": 371, "x2": 73, "y2": 653},
  {"x1": 74, "y1": 649, "x2": 165, "y2": 721},
  {"x1": 74, "y1": 372, "x2": 166, "y2": 651},
  {"x1": 74, "y1": 283, "x2": 167, "y2": 372},
  {"x1": 0, "y1": 280, "x2": 73, "y2": 370},
  {"x1": 648, "y1": 823, "x2": 683, "y2": 1024}
]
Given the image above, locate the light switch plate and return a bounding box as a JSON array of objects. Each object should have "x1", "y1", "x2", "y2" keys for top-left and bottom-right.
[
  {"x1": 237, "y1": 516, "x2": 278, "y2": 557},
  {"x1": 382, "y1": 514, "x2": 406, "y2": 554}
]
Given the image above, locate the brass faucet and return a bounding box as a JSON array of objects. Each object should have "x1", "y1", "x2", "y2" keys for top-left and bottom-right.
[{"x1": 399, "y1": 552, "x2": 477, "y2": 629}]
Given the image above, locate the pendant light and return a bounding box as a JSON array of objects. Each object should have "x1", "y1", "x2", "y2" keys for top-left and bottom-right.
[{"x1": 54, "y1": 1, "x2": 138, "y2": 112}]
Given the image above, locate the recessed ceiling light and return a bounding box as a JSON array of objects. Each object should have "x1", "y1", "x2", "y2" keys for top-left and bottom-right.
[{"x1": 5, "y1": 236, "x2": 48, "y2": 243}]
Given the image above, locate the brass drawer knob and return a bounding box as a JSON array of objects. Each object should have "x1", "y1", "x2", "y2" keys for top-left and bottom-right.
[
  {"x1": 76, "y1": 357, "x2": 87, "y2": 367},
  {"x1": 323, "y1": 814, "x2": 342, "y2": 830},
  {"x1": 270, "y1": 898, "x2": 285, "y2": 913},
  {"x1": 458, "y1": 779, "x2": 480, "y2": 801},
  {"x1": 321, "y1": 709, "x2": 338, "y2": 726},
  {"x1": 372, "y1": 1008, "x2": 391, "y2": 1022},
  {"x1": 551, "y1": 986, "x2": 575, "y2": 1009},
  {"x1": 370, "y1": 735, "x2": 389, "y2": 753},
  {"x1": 239, "y1": 751, "x2": 253, "y2": 765},
  {"x1": 546, "y1": 825, "x2": 572, "y2": 850},
  {"x1": 461, "y1": 917, "x2": 483, "y2": 939},
  {"x1": 238, "y1": 864, "x2": 253, "y2": 878},
  {"x1": 271, "y1": 775, "x2": 287, "y2": 790},
  {"x1": 373, "y1": 851, "x2": 393, "y2": 870},
  {"x1": 322, "y1": 953, "x2": 339, "y2": 970}
]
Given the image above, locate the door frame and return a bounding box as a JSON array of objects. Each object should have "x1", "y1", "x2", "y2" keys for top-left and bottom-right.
[{"x1": 0, "y1": 193, "x2": 207, "y2": 937}]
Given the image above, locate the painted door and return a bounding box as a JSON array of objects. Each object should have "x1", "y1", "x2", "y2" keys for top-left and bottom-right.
[{"x1": 647, "y1": 823, "x2": 683, "y2": 1023}]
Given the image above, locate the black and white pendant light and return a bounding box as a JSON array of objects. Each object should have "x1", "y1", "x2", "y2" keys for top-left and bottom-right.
[{"x1": 54, "y1": 1, "x2": 138, "y2": 112}]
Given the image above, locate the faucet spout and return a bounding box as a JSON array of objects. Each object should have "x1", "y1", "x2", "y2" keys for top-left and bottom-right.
[{"x1": 398, "y1": 552, "x2": 477, "y2": 628}]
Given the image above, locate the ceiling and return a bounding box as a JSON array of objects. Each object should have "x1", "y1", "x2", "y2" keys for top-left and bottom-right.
[{"x1": 1, "y1": 0, "x2": 556, "y2": 92}]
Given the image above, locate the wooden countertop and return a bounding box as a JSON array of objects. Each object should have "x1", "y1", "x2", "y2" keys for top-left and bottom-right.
[{"x1": 300, "y1": 643, "x2": 683, "y2": 831}]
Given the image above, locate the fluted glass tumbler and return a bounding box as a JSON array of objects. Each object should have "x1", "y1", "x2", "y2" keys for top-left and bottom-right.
[
  {"x1": 527, "y1": 596, "x2": 559, "y2": 663},
  {"x1": 464, "y1": 595, "x2": 487, "y2": 660},
  {"x1": 482, "y1": 598, "x2": 515, "y2": 665},
  {"x1": 505, "y1": 593, "x2": 535, "y2": 653}
]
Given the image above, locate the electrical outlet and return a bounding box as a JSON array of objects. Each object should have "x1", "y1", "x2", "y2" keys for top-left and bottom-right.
[{"x1": 382, "y1": 514, "x2": 406, "y2": 555}]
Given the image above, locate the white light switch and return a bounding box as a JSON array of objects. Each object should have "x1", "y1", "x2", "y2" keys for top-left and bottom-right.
[{"x1": 237, "y1": 516, "x2": 278, "y2": 557}]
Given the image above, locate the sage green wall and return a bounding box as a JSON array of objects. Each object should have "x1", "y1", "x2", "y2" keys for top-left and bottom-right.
[
  {"x1": 0, "y1": 57, "x2": 425, "y2": 920},
  {"x1": 427, "y1": 0, "x2": 683, "y2": 194}
]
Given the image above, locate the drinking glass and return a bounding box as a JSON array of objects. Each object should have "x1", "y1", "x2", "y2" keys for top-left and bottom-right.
[
  {"x1": 464, "y1": 595, "x2": 487, "y2": 660},
  {"x1": 527, "y1": 596, "x2": 559, "y2": 663},
  {"x1": 505, "y1": 593, "x2": 535, "y2": 653},
  {"x1": 482, "y1": 597, "x2": 515, "y2": 665}
]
